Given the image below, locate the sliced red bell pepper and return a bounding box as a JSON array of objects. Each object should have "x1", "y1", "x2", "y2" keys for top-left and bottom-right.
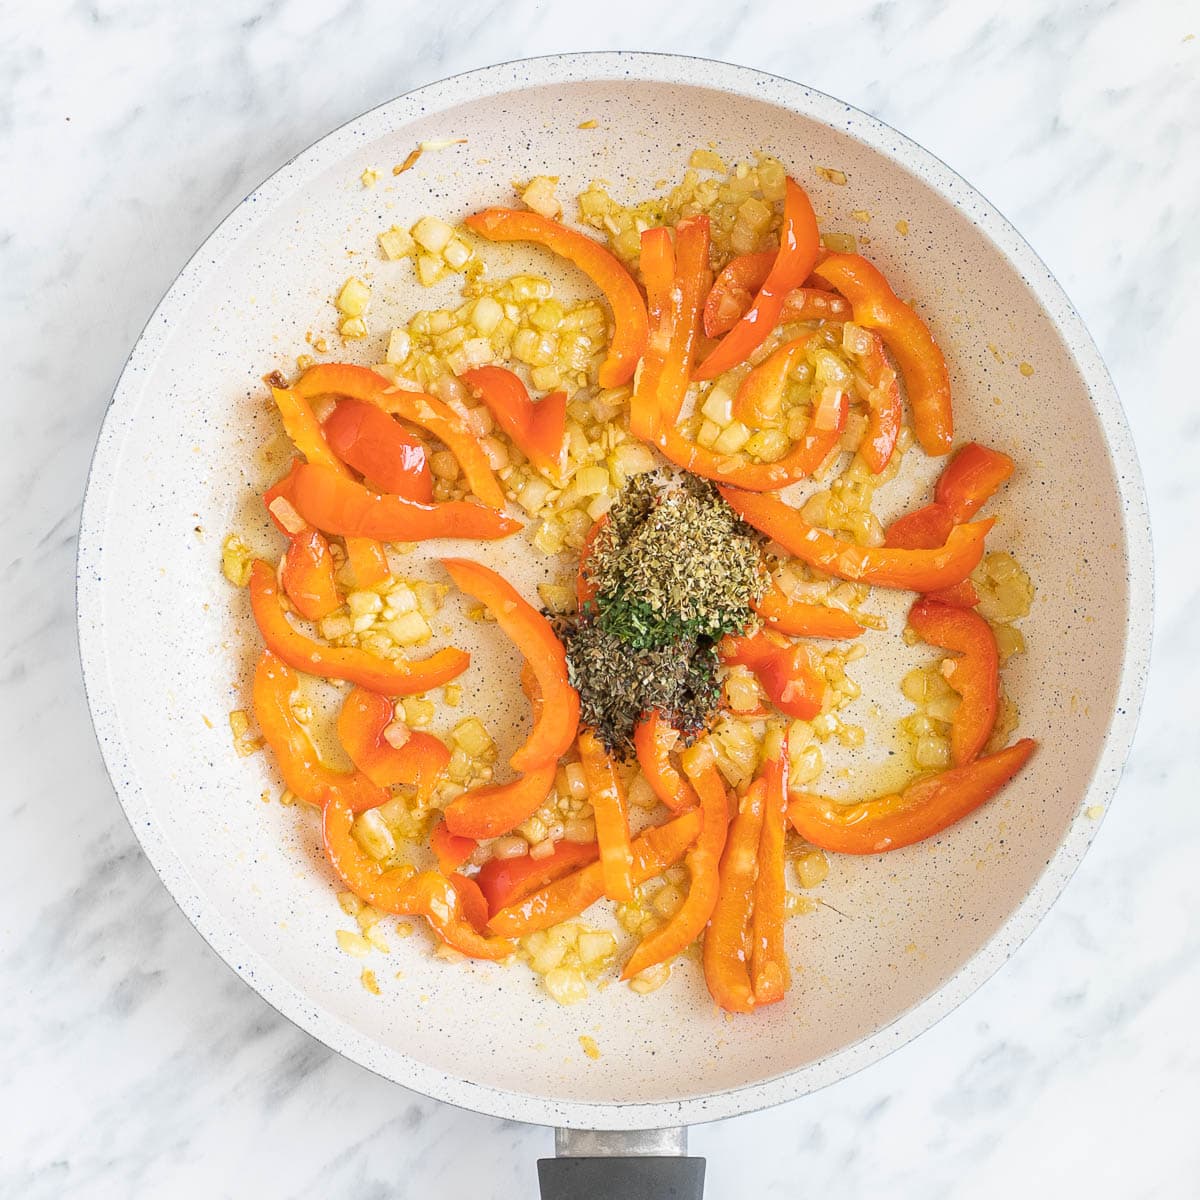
[
  {"x1": 787, "y1": 738, "x2": 1037, "y2": 854},
  {"x1": 293, "y1": 364, "x2": 507, "y2": 510},
  {"x1": 731, "y1": 336, "x2": 812, "y2": 427},
  {"x1": 885, "y1": 503, "x2": 955, "y2": 550},
  {"x1": 703, "y1": 777, "x2": 767, "y2": 1013},
  {"x1": 925, "y1": 580, "x2": 981, "y2": 608},
  {"x1": 487, "y1": 809, "x2": 702, "y2": 937},
  {"x1": 694, "y1": 178, "x2": 821, "y2": 379},
  {"x1": 847, "y1": 326, "x2": 902, "y2": 474},
  {"x1": 812, "y1": 253, "x2": 953, "y2": 455},
  {"x1": 704, "y1": 252, "x2": 852, "y2": 337},
  {"x1": 720, "y1": 630, "x2": 825, "y2": 720},
  {"x1": 753, "y1": 584, "x2": 864, "y2": 639},
  {"x1": 429, "y1": 819, "x2": 478, "y2": 875},
  {"x1": 460, "y1": 366, "x2": 567, "y2": 476},
  {"x1": 718, "y1": 485, "x2": 993, "y2": 591},
  {"x1": 475, "y1": 839, "x2": 600, "y2": 918},
  {"x1": 286, "y1": 461, "x2": 522, "y2": 543},
  {"x1": 440, "y1": 558, "x2": 579, "y2": 772},
  {"x1": 279, "y1": 528, "x2": 341, "y2": 621},
  {"x1": 908, "y1": 598, "x2": 1000, "y2": 766},
  {"x1": 252, "y1": 651, "x2": 388, "y2": 811},
  {"x1": 463, "y1": 208, "x2": 649, "y2": 388},
  {"x1": 336, "y1": 686, "x2": 450, "y2": 805},
  {"x1": 443, "y1": 761, "x2": 558, "y2": 840},
  {"x1": 633, "y1": 710, "x2": 700, "y2": 812},
  {"x1": 621, "y1": 740, "x2": 729, "y2": 980},
  {"x1": 322, "y1": 397, "x2": 433, "y2": 502},
  {"x1": 578, "y1": 729, "x2": 635, "y2": 902},
  {"x1": 751, "y1": 743, "x2": 790, "y2": 1006},
  {"x1": 249, "y1": 559, "x2": 469, "y2": 695},
  {"x1": 322, "y1": 797, "x2": 513, "y2": 959}
]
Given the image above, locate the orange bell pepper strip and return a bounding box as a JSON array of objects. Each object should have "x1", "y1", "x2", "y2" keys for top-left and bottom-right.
[
  {"x1": 787, "y1": 738, "x2": 1038, "y2": 854},
  {"x1": 252, "y1": 652, "x2": 388, "y2": 811},
  {"x1": 249, "y1": 559, "x2": 469, "y2": 695},
  {"x1": 886, "y1": 442, "x2": 1014, "y2": 550},
  {"x1": 731, "y1": 336, "x2": 812, "y2": 427},
  {"x1": 812, "y1": 253, "x2": 953, "y2": 455},
  {"x1": 576, "y1": 516, "x2": 606, "y2": 610},
  {"x1": 286, "y1": 460, "x2": 522, "y2": 543},
  {"x1": 924, "y1": 580, "x2": 981, "y2": 608},
  {"x1": 336, "y1": 687, "x2": 450, "y2": 804},
  {"x1": 720, "y1": 630, "x2": 825, "y2": 720},
  {"x1": 488, "y1": 810, "x2": 703, "y2": 937},
  {"x1": 621, "y1": 741, "x2": 729, "y2": 980},
  {"x1": 704, "y1": 251, "x2": 852, "y2": 337},
  {"x1": 633, "y1": 710, "x2": 700, "y2": 812},
  {"x1": 292, "y1": 364, "x2": 507, "y2": 510},
  {"x1": 704, "y1": 777, "x2": 767, "y2": 1013},
  {"x1": 449, "y1": 872, "x2": 490, "y2": 933},
  {"x1": 908, "y1": 599, "x2": 1000, "y2": 766},
  {"x1": 578, "y1": 729, "x2": 635, "y2": 902},
  {"x1": 440, "y1": 558, "x2": 579, "y2": 772},
  {"x1": 751, "y1": 744, "x2": 790, "y2": 1005},
  {"x1": 268, "y1": 383, "x2": 390, "y2": 586},
  {"x1": 443, "y1": 761, "x2": 558, "y2": 840},
  {"x1": 753, "y1": 584, "x2": 864, "y2": 639},
  {"x1": 629, "y1": 226, "x2": 676, "y2": 441},
  {"x1": 846, "y1": 326, "x2": 902, "y2": 474},
  {"x1": 718, "y1": 485, "x2": 993, "y2": 591},
  {"x1": 429, "y1": 819, "x2": 478, "y2": 875},
  {"x1": 463, "y1": 208, "x2": 648, "y2": 388},
  {"x1": 322, "y1": 797, "x2": 513, "y2": 959},
  {"x1": 279, "y1": 528, "x2": 341, "y2": 621},
  {"x1": 475, "y1": 840, "x2": 600, "y2": 918},
  {"x1": 694, "y1": 178, "x2": 821, "y2": 380},
  {"x1": 460, "y1": 366, "x2": 567, "y2": 476},
  {"x1": 322, "y1": 397, "x2": 433, "y2": 502}
]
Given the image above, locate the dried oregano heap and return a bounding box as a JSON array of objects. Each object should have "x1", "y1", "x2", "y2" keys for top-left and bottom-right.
[{"x1": 559, "y1": 473, "x2": 765, "y2": 755}]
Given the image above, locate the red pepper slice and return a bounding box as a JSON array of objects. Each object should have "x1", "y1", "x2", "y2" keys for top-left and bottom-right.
[
  {"x1": 720, "y1": 630, "x2": 825, "y2": 719},
  {"x1": 335, "y1": 687, "x2": 450, "y2": 804},
  {"x1": 578, "y1": 729, "x2": 635, "y2": 902},
  {"x1": 925, "y1": 580, "x2": 981, "y2": 608},
  {"x1": 488, "y1": 810, "x2": 702, "y2": 937},
  {"x1": 731, "y1": 336, "x2": 812, "y2": 427},
  {"x1": 293, "y1": 364, "x2": 507, "y2": 510},
  {"x1": 694, "y1": 178, "x2": 821, "y2": 379},
  {"x1": 322, "y1": 797, "x2": 513, "y2": 959},
  {"x1": 429, "y1": 819, "x2": 478, "y2": 875},
  {"x1": 443, "y1": 761, "x2": 558, "y2": 840},
  {"x1": 475, "y1": 840, "x2": 600, "y2": 918},
  {"x1": 751, "y1": 743, "x2": 790, "y2": 1006},
  {"x1": 575, "y1": 516, "x2": 607, "y2": 610},
  {"x1": 718, "y1": 485, "x2": 993, "y2": 592},
  {"x1": 252, "y1": 651, "x2": 387, "y2": 811},
  {"x1": 249, "y1": 559, "x2": 469, "y2": 695},
  {"x1": 787, "y1": 738, "x2": 1038, "y2": 854},
  {"x1": 885, "y1": 503, "x2": 955, "y2": 551},
  {"x1": 322, "y1": 397, "x2": 433, "y2": 502},
  {"x1": 621, "y1": 740, "x2": 729, "y2": 980},
  {"x1": 633, "y1": 711, "x2": 700, "y2": 812},
  {"x1": 753, "y1": 584, "x2": 864, "y2": 640},
  {"x1": 440, "y1": 558, "x2": 579, "y2": 772},
  {"x1": 279, "y1": 528, "x2": 341, "y2": 621},
  {"x1": 703, "y1": 777, "x2": 766, "y2": 1013},
  {"x1": 704, "y1": 252, "x2": 851, "y2": 337},
  {"x1": 286, "y1": 460, "x2": 522, "y2": 543},
  {"x1": 460, "y1": 366, "x2": 567, "y2": 476},
  {"x1": 908, "y1": 598, "x2": 1000, "y2": 766},
  {"x1": 812, "y1": 253, "x2": 953, "y2": 455},
  {"x1": 463, "y1": 208, "x2": 649, "y2": 388}
]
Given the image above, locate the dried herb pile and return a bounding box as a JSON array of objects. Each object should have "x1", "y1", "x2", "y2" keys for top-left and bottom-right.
[{"x1": 559, "y1": 473, "x2": 765, "y2": 755}]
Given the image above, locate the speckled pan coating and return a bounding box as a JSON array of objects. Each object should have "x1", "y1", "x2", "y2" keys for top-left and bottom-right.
[{"x1": 77, "y1": 53, "x2": 1152, "y2": 1130}]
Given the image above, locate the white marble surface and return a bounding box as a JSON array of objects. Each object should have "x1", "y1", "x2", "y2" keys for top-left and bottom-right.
[{"x1": 2, "y1": 0, "x2": 1197, "y2": 1195}]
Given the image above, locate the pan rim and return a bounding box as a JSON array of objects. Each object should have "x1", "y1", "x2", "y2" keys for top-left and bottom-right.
[{"x1": 76, "y1": 50, "x2": 1153, "y2": 1130}]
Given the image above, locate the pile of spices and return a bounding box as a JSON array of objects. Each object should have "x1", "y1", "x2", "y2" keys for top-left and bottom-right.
[{"x1": 559, "y1": 473, "x2": 765, "y2": 755}]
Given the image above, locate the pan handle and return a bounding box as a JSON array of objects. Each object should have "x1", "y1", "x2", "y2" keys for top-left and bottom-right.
[{"x1": 537, "y1": 1127, "x2": 705, "y2": 1199}]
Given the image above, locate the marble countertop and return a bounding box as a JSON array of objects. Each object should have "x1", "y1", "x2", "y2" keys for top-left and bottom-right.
[{"x1": 3, "y1": 0, "x2": 1197, "y2": 1196}]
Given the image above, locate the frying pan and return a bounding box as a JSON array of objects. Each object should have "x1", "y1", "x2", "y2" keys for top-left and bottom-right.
[{"x1": 76, "y1": 53, "x2": 1152, "y2": 1198}]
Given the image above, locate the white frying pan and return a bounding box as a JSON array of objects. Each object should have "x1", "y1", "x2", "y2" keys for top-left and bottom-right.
[{"x1": 76, "y1": 53, "x2": 1152, "y2": 1198}]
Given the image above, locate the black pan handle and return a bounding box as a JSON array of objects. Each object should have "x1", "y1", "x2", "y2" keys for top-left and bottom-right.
[{"x1": 538, "y1": 1128, "x2": 704, "y2": 1200}]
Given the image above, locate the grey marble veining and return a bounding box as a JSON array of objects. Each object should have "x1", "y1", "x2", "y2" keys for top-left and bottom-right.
[{"x1": 2, "y1": 0, "x2": 1198, "y2": 1196}]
